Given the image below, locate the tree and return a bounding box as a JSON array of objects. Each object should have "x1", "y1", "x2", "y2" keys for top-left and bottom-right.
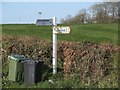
[
  {"x1": 60, "y1": 2, "x2": 118, "y2": 24},
  {"x1": 60, "y1": 18, "x2": 66, "y2": 24},
  {"x1": 90, "y1": 2, "x2": 118, "y2": 23},
  {"x1": 109, "y1": 2, "x2": 118, "y2": 22},
  {"x1": 77, "y1": 9, "x2": 88, "y2": 23},
  {"x1": 60, "y1": 15, "x2": 73, "y2": 25}
]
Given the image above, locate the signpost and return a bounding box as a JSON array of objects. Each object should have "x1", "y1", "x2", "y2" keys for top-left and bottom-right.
[
  {"x1": 53, "y1": 26, "x2": 71, "y2": 34},
  {"x1": 52, "y1": 17, "x2": 71, "y2": 74},
  {"x1": 36, "y1": 17, "x2": 71, "y2": 74}
]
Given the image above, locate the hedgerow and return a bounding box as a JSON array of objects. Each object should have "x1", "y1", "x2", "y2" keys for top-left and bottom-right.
[{"x1": 2, "y1": 36, "x2": 119, "y2": 87}]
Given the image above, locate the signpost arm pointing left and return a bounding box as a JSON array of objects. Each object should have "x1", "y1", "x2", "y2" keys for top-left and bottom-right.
[{"x1": 53, "y1": 17, "x2": 57, "y2": 74}]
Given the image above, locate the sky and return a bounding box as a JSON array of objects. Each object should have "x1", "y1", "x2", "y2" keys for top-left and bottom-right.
[{"x1": 1, "y1": 2, "x2": 96, "y2": 24}]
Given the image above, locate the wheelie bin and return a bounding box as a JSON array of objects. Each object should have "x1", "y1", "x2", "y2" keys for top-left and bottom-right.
[
  {"x1": 24, "y1": 59, "x2": 43, "y2": 84},
  {"x1": 8, "y1": 54, "x2": 26, "y2": 82}
]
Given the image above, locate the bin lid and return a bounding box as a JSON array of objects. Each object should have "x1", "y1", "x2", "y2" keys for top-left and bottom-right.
[
  {"x1": 8, "y1": 54, "x2": 26, "y2": 61},
  {"x1": 24, "y1": 59, "x2": 43, "y2": 64}
]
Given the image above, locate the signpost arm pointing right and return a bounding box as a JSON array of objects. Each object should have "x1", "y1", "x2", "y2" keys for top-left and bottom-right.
[
  {"x1": 36, "y1": 16, "x2": 70, "y2": 75},
  {"x1": 53, "y1": 17, "x2": 57, "y2": 74}
]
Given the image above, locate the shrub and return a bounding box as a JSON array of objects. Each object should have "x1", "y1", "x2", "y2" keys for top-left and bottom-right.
[{"x1": 2, "y1": 36, "x2": 119, "y2": 87}]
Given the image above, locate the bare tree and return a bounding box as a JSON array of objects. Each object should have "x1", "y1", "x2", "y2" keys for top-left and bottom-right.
[
  {"x1": 60, "y1": 15, "x2": 72, "y2": 24},
  {"x1": 60, "y1": 18, "x2": 66, "y2": 24},
  {"x1": 91, "y1": 2, "x2": 118, "y2": 23},
  {"x1": 60, "y1": 2, "x2": 118, "y2": 24},
  {"x1": 77, "y1": 9, "x2": 88, "y2": 23}
]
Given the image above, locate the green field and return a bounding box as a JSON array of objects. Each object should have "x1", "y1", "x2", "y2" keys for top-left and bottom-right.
[{"x1": 2, "y1": 23, "x2": 118, "y2": 44}]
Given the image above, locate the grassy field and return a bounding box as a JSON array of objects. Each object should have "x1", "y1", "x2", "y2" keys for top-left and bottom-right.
[{"x1": 2, "y1": 23, "x2": 118, "y2": 44}]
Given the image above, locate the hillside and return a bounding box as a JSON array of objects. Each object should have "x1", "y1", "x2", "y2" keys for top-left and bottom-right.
[{"x1": 2, "y1": 23, "x2": 118, "y2": 44}]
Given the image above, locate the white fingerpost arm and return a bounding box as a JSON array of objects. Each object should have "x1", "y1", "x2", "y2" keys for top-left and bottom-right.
[{"x1": 53, "y1": 17, "x2": 57, "y2": 74}]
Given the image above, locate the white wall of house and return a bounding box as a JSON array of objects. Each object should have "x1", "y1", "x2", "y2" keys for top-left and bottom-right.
[{"x1": 36, "y1": 19, "x2": 53, "y2": 26}]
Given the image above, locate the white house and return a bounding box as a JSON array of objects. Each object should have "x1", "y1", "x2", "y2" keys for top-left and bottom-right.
[{"x1": 36, "y1": 19, "x2": 53, "y2": 26}]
